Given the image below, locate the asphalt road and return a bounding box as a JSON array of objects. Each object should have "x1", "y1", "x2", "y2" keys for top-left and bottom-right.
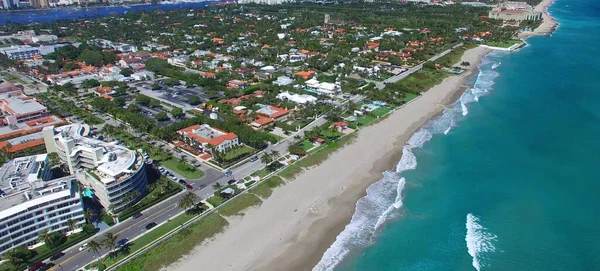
[
  {"x1": 48, "y1": 191, "x2": 186, "y2": 271},
  {"x1": 49, "y1": 113, "x2": 328, "y2": 271}
]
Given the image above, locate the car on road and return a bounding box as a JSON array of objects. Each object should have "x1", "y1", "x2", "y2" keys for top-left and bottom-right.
[
  {"x1": 28, "y1": 262, "x2": 44, "y2": 271},
  {"x1": 146, "y1": 222, "x2": 157, "y2": 230},
  {"x1": 50, "y1": 252, "x2": 64, "y2": 261},
  {"x1": 117, "y1": 238, "x2": 129, "y2": 247},
  {"x1": 228, "y1": 179, "x2": 236, "y2": 185},
  {"x1": 199, "y1": 184, "x2": 207, "y2": 189},
  {"x1": 186, "y1": 184, "x2": 193, "y2": 190},
  {"x1": 79, "y1": 243, "x2": 88, "y2": 251},
  {"x1": 132, "y1": 212, "x2": 143, "y2": 219},
  {"x1": 225, "y1": 170, "x2": 232, "y2": 176},
  {"x1": 178, "y1": 179, "x2": 187, "y2": 185},
  {"x1": 39, "y1": 263, "x2": 55, "y2": 271},
  {"x1": 250, "y1": 156, "x2": 258, "y2": 162}
]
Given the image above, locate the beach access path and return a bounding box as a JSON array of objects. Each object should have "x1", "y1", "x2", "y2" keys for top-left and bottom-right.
[{"x1": 169, "y1": 46, "x2": 490, "y2": 271}]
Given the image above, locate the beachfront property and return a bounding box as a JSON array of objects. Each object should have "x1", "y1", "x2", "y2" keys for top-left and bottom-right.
[
  {"x1": 42, "y1": 123, "x2": 148, "y2": 213},
  {"x1": 0, "y1": 154, "x2": 85, "y2": 255},
  {"x1": 177, "y1": 124, "x2": 239, "y2": 153},
  {"x1": 489, "y1": 1, "x2": 542, "y2": 22}
]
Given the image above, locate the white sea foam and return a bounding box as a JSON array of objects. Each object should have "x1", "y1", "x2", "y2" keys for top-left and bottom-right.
[
  {"x1": 491, "y1": 62, "x2": 501, "y2": 69},
  {"x1": 466, "y1": 214, "x2": 498, "y2": 271},
  {"x1": 313, "y1": 55, "x2": 502, "y2": 271}
]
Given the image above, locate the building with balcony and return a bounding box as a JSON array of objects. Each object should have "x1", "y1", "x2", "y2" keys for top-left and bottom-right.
[
  {"x1": 0, "y1": 154, "x2": 84, "y2": 255},
  {"x1": 42, "y1": 124, "x2": 147, "y2": 213}
]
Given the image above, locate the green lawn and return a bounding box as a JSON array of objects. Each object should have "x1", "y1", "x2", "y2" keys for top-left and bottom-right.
[
  {"x1": 358, "y1": 115, "x2": 376, "y2": 126},
  {"x1": 250, "y1": 168, "x2": 269, "y2": 178},
  {"x1": 251, "y1": 176, "x2": 284, "y2": 199},
  {"x1": 223, "y1": 145, "x2": 254, "y2": 161},
  {"x1": 116, "y1": 214, "x2": 228, "y2": 271},
  {"x1": 403, "y1": 92, "x2": 419, "y2": 103},
  {"x1": 206, "y1": 195, "x2": 227, "y2": 207},
  {"x1": 296, "y1": 134, "x2": 357, "y2": 168},
  {"x1": 218, "y1": 193, "x2": 262, "y2": 216},
  {"x1": 371, "y1": 107, "x2": 391, "y2": 117},
  {"x1": 278, "y1": 164, "x2": 304, "y2": 180},
  {"x1": 300, "y1": 140, "x2": 315, "y2": 151},
  {"x1": 160, "y1": 158, "x2": 204, "y2": 179}
]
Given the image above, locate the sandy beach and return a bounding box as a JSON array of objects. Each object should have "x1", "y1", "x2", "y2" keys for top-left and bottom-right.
[
  {"x1": 519, "y1": 0, "x2": 557, "y2": 38},
  {"x1": 169, "y1": 46, "x2": 490, "y2": 271}
]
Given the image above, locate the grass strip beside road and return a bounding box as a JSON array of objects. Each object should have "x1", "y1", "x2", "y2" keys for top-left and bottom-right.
[
  {"x1": 251, "y1": 176, "x2": 284, "y2": 199},
  {"x1": 86, "y1": 213, "x2": 198, "y2": 270},
  {"x1": 218, "y1": 193, "x2": 262, "y2": 216},
  {"x1": 116, "y1": 214, "x2": 228, "y2": 271}
]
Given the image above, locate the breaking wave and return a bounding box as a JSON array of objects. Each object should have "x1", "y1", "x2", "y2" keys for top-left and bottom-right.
[
  {"x1": 466, "y1": 214, "x2": 498, "y2": 271},
  {"x1": 313, "y1": 54, "x2": 502, "y2": 271}
]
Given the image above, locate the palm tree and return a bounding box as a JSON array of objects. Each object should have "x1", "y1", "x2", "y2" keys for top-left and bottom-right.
[
  {"x1": 87, "y1": 240, "x2": 102, "y2": 260},
  {"x1": 84, "y1": 208, "x2": 94, "y2": 224},
  {"x1": 67, "y1": 219, "x2": 76, "y2": 232},
  {"x1": 178, "y1": 192, "x2": 196, "y2": 212},
  {"x1": 260, "y1": 152, "x2": 273, "y2": 165},
  {"x1": 102, "y1": 233, "x2": 118, "y2": 257},
  {"x1": 4, "y1": 249, "x2": 24, "y2": 266},
  {"x1": 270, "y1": 150, "x2": 280, "y2": 160},
  {"x1": 38, "y1": 229, "x2": 52, "y2": 247},
  {"x1": 108, "y1": 204, "x2": 116, "y2": 215},
  {"x1": 212, "y1": 182, "x2": 222, "y2": 192}
]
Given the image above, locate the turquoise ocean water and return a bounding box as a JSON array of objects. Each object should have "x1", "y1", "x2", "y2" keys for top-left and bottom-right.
[{"x1": 315, "y1": 0, "x2": 600, "y2": 270}]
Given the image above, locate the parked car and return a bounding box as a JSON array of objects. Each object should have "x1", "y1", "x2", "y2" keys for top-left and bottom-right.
[
  {"x1": 178, "y1": 179, "x2": 187, "y2": 185},
  {"x1": 132, "y1": 212, "x2": 143, "y2": 219},
  {"x1": 79, "y1": 243, "x2": 88, "y2": 251},
  {"x1": 50, "y1": 252, "x2": 64, "y2": 261},
  {"x1": 228, "y1": 179, "x2": 236, "y2": 185},
  {"x1": 186, "y1": 184, "x2": 193, "y2": 190},
  {"x1": 39, "y1": 263, "x2": 55, "y2": 271},
  {"x1": 146, "y1": 222, "x2": 157, "y2": 230},
  {"x1": 117, "y1": 238, "x2": 129, "y2": 247}
]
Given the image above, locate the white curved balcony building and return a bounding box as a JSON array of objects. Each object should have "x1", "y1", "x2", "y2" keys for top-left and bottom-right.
[{"x1": 43, "y1": 124, "x2": 148, "y2": 213}]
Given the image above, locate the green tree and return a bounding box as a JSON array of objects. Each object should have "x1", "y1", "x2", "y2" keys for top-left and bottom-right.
[
  {"x1": 102, "y1": 232, "x2": 118, "y2": 257},
  {"x1": 120, "y1": 68, "x2": 133, "y2": 77},
  {"x1": 77, "y1": 49, "x2": 104, "y2": 66},
  {"x1": 149, "y1": 99, "x2": 161, "y2": 108},
  {"x1": 188, "y1": 96, "x2": 201, "y2": 105},
  {"x1": 178, "y1": 192, "x2": 196, "y2": 212},
  {"x1": 135, "y1": 94, "x2": 152, "y2": 106},
  {"x1": 85, "y1": 208, "x2": 95, "y2": 224},
  {"x1": 155, "y1": 112, "x2": 169, "y2": 121},
  {"x1": 67, "y1": 218, "x2": 76, "y2": 232},
  {"x1": 170, "y1": 107, "x2": 184, "y2": 118},
  {"x1": 38, "y1": 229, "x2": 52, "y2": 247},
  {"x1": 212, "y1": 182, "x2": 223, "y2": 191},
  {"x1": 113, "y1": 97, "x2": 126, "y2": 107},
  {"x1": 86, "y1": 240, "x2": 102, "y2": 260}
]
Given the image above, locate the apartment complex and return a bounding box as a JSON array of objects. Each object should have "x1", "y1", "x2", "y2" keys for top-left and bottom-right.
[
  {"x1": 489, "y1": 1, "x2": 542, "y2": 22},
  {"x1": 89, "y1": 39, "x2": 138, "y2": 53},
  {"x1": 0, "y1": 154, "x2": 85, "y2": 255},
  {"x1": 43, "y1": 124, "x2": 148, "y2": 213},
  {"x1": 177, "y1": 124, "x2": 239, "y2": 153}
]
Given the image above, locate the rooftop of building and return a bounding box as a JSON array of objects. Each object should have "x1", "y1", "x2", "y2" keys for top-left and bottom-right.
[
  {"x1": 257, "y1": 105, "x2": 289, "y2": 119},
  {"x1": 0, "y1": 92, "x2": 47, "y2": 115},
  {"x1": 0, "y1": 154, "x2": 76, "y2": 216},
  {"x1": 178, "y1": 124, "x2": 238, "y2": 147},
  {"x1": 51, "y1": 124, "x2": 141, "y2": 184},
  {"x1": 0, "y1": 115, "x2": 65, "y2": 141}
]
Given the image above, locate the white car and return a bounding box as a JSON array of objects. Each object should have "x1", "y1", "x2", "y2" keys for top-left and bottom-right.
[{"x1": 79, "y1": 243, "x2": 88, "y2": 251}]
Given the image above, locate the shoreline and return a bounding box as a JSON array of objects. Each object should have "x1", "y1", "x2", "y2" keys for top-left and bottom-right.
[
  {"x1": 169, "y1": 46, "x2": 490, "y2": 271},
  {"x1": 519, "y1": 0, "x2": 558, "y2": 39}
]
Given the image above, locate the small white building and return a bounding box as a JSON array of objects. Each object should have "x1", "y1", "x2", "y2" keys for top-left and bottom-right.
[
  {"x1": 305, "y1": 78, "x2": 341, "y2": 96},
  {"x1": 277, "y1": 91, "x2": 318, "y2": 105}
]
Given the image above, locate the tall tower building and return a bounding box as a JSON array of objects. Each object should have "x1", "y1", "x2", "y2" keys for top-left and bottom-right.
[{"x1": 324, "y1": 13, "x2": 330, "y2": 25}]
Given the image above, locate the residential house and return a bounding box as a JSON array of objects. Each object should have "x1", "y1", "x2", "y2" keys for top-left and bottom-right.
[{"x1": 177, "y1": 124, "x2": 239, "y2": 153}]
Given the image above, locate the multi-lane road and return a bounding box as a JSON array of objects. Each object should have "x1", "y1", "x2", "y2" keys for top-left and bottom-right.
[{"x1": 49, "y1": 112, "x2": 329, "y2": 271}]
